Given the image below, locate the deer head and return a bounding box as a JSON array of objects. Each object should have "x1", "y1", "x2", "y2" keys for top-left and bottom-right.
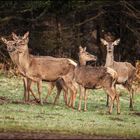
[
  {"x1": 11, "y1": 31, "x2": 29, "y2": 53},
  {"x1": 1, "y1": 37, "x2": 17, "y2": 53},
  {"x1": 101, "y1": 38, "x2": 120, "y2": 53},
  {"x1": 78, "y1": 46, "x2": 97, "y2": 65}
]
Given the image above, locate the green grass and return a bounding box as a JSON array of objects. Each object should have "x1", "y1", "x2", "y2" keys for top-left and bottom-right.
[{"x1": 0, "y1": 74, "x2": 140, "y2": 138}]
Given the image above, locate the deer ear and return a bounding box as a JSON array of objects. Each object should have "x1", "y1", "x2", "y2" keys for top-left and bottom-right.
[
  {"x1": 12, "y1": 32, "x2": 18, "y2": 41},
  {"x1": 83, "y1": 47, "x2": 87, "y2": 51},
  {"x1": 79, "y1": 45, "x2": 83, "y2": 52},
  {"x1": 113, "y1": 38, "x2": 120, "y2": 46},
  {"x1": 23, "y1": 31, "x2": 29, "y2": 40},
  {"x1": 100, "y1": 38, "x2": 108, "y2": 46},
  {"x1": 1, "y1": 37, "x2": 8, "y2": 44}
]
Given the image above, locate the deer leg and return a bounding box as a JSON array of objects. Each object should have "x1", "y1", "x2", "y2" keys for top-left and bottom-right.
[
  {"x1": 109, "y1": 94, "x2": 115, "y2": 114},
  {"x1": 62, "y1": 76, "x2": 77, "y2": 108},
  {"x1": 123, "y1": 83, "x2": 134, "y2": 110},
  {"x1": 62, "y1": 81, "x2": 69, "y2": 105},
  {"x1": 67, "y1": 82, "x2": 77, "y2": 109},
  {"x1": 23, "y1": 77, "x2": 28, "y2": 102},
  {"x1": 116, "y1": 93, "x2": 120, "y2": 114},
  {"x1": 37, "y1": 80, "x2": 43, "y2": 105},
  {"x1": 27, "y1": 78, "x2": 31, "y2": 101},
  {"x1": 112, "y1": 85, "x2": 120, "y2": 114},
  {"x1": 84, "y1": 89, "x2": 87, "y2": 111},
  {"x1": 78, "y1": 85, "x2": 84, "y2": 111},
  {"x1": 106, "y1": 95, "x2": 109, "y2": 107},
  {"x1": 53, "y1": 79, "x2": 67, "y2": 105},
  {"x1": 106, "y1": 82, "x2": 116, "y2": 107},
  {"x1": 63, "y1": 87, "x2": 68, "y2": 105},
  {"x1": 62, "y1": 79, "x2": 74, "y2": 108},
  {"x1": 27, "y1": 80, "x2": 39, "y2": 102},
  {"x1": 129, "y1": 89, "x2": 134, "y2": 110},
  {"x1": 129, "y1": 85, "x2": 134, "y2": 110},
  {"x1": 66, "y1": 85, "x2": 76, "y2": 109},
  {"x1": 72, "y1": 88, "x2": 77, "y2": 109},
  {"x1": 45, "y1": 82, "x2": 55, "y2": 102},
  {"x1": 105, "y1": 88, "x2": 116, "y2": 114},
  {"x1": 53, "y1": 82, "x2": 62, "y2": 105},
  {"x1": 68, "y1": 88, "x2": 73, "y2": 107},
  {"x1": 54, "y1": 79, "x2": 68, "y2": 105}
]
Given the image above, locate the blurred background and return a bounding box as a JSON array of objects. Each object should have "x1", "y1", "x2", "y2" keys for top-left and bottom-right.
[{"x1": 0, "y1": 0, "x2": 139, "y2": 72}]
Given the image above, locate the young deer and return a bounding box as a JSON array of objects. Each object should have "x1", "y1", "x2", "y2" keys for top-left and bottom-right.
[
  {"x1": 1, "y1": 32, "x2": 77, "y2": 105},
  {"x1": 101, "y1": 38, "x2": 136, "y2": 110},
  {"x1": 74, "y1": 46, "x2": 120, "y2": 114}
]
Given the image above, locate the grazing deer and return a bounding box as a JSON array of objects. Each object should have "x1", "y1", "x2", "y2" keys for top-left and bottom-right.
[
  {"x1": 74, "y1": 46, "x2": 119, "y2": 114},
  {"x1": 101, "y1": 38, "x2": 136, "y2": 109},
  {"x1": 1, "y1": 32, "x2": 77, "y2": 105}
]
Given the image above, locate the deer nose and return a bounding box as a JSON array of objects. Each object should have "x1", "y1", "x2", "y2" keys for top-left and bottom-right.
[
  {"x1": 94, "y1": 56, "x2": 97, "y2": 61},
  {"x1": 7, "y1": 47, "x2": 16, "y2": 52},
  {"x1": 7, "y1": 47, "x2": 12, "y2": 52}
]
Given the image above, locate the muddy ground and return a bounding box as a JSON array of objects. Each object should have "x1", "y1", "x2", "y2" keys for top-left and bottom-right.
[{"x1": 0, "y1": 132, "x2": 126, "y2": 139}]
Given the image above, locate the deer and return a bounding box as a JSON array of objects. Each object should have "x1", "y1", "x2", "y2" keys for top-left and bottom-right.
[
  {"x1": 52, "y1": 45, "x2": 119, "y2": 113},
  {"x1": 73, "y1": 46, "x2": 120, "y2": 114},
  {"x1": 1, "y1": 35, "x2": 69, "y2": 105},
  {"x1": 1, "y1": 38, "x2": 38, "y2": 102},
  {"x1": 101, "y1": 38, "x2": 136, "y2": 110},
  {"x1": 1, "y1": 32, "x2": 77, "y2": 105},
  {"x1": 12, "y1": 32, "x2": 70, "y2": 105}
]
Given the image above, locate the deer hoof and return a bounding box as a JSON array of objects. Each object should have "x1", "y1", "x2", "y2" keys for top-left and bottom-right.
[
  {"x1": 78, "y1": 109, "x2": 81, "y2": 112},
  {"x1": 108, "y1": 111, "x2": 112, "y2": 115},
  {"x1": 40, "y1": 101, "x2": 43, "y2": 105},
  {"x1": 130, "y1": 108, "x2": 134, "y2": 111},
  {"x1": 117, "y1": 112, "x2": 120, "y2": 115},
  {"x1": 84, "y1": 109, "x2": 87, "y2": 112}
]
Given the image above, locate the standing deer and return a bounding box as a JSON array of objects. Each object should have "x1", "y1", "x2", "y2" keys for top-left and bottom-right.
[
  {"x1": 12, "y1": 32, "x2": 70, "y2": 104},
  {"x1": 1, "y1": 38, "x2": 38, "y2": 102},
  {"x1": 74, "y1": 46, "x2": 120, "y2": 114},
  {"x1": 1, "y1": 32, "x2": 77, "y2": 105},
  {"x1": 101, "y1": 38, "x2": 136, "y2": 109},
  {"x1": 1, "y1": 40, "x2": 67, "y2": 104}
]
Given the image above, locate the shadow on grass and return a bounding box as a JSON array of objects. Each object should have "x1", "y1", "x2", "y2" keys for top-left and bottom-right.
[{"x1": 0, "y1": 96, "x2": 11, "y2": 104}]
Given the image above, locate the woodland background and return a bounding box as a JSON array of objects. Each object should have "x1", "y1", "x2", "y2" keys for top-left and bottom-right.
[{"x1": 0, "y1": 0, "x2": 139, "y2": 69}]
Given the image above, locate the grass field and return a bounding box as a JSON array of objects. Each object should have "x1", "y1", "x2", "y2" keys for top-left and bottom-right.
[{"x1": 0, "y1": 74, "x2": 140, "y2": 139}]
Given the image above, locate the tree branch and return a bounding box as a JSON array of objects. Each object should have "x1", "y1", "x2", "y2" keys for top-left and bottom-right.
[
  {"x1": 121, "y1": 0, "x2": 140, "y2": 13},
  {"x1": 126, "y1": 24, "x2": 140, "y2": 38},
  {"x1": 75, "y1": 11, "x2": 104, "y2": 27},
  {"x1": 0, "y1": 6, "x2": 48, "y2": 25}
]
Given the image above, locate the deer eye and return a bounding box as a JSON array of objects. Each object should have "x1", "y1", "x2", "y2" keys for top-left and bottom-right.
[
  {"x1": 13, "y1": 43, "x2": 16, "y2": 46},
  {"x1": 20, "y1": 42, "x2": 25, "y2": 45}
]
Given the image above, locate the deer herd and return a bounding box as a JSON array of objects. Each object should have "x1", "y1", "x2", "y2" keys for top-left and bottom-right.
[{"x1": 1, "y1": 31, "x2": 137, "y2": 114}]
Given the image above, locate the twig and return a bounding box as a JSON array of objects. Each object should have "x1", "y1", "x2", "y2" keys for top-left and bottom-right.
[
  {"x1": 126, "y1": 24, "x2": 140, "y2": 39},
  {"x1": 75, "y1": 11, "x2": 104, "y2": 27}
]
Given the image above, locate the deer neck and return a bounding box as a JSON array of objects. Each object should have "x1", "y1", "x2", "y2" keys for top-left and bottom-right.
[
  {"x1": 18, "y1": 46, "x2": 31, "y2": 72},
  {"x1": 79, "y1": 58, "x2": 86, "y2": 66},
  {"x1": 105, "y1": 51, "x2": 114, "y2": 67}
]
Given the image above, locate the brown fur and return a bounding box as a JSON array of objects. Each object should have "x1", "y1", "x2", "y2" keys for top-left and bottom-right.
[
  {"x1": 1, "y1": 32, "x2": 77, "y2": 105},
  {"x1": 73, "y1": 47, "x2": 120, "y2": 114},
  {"x1": 101, "y1": 38, "x2": 136, "y2": 109}
]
